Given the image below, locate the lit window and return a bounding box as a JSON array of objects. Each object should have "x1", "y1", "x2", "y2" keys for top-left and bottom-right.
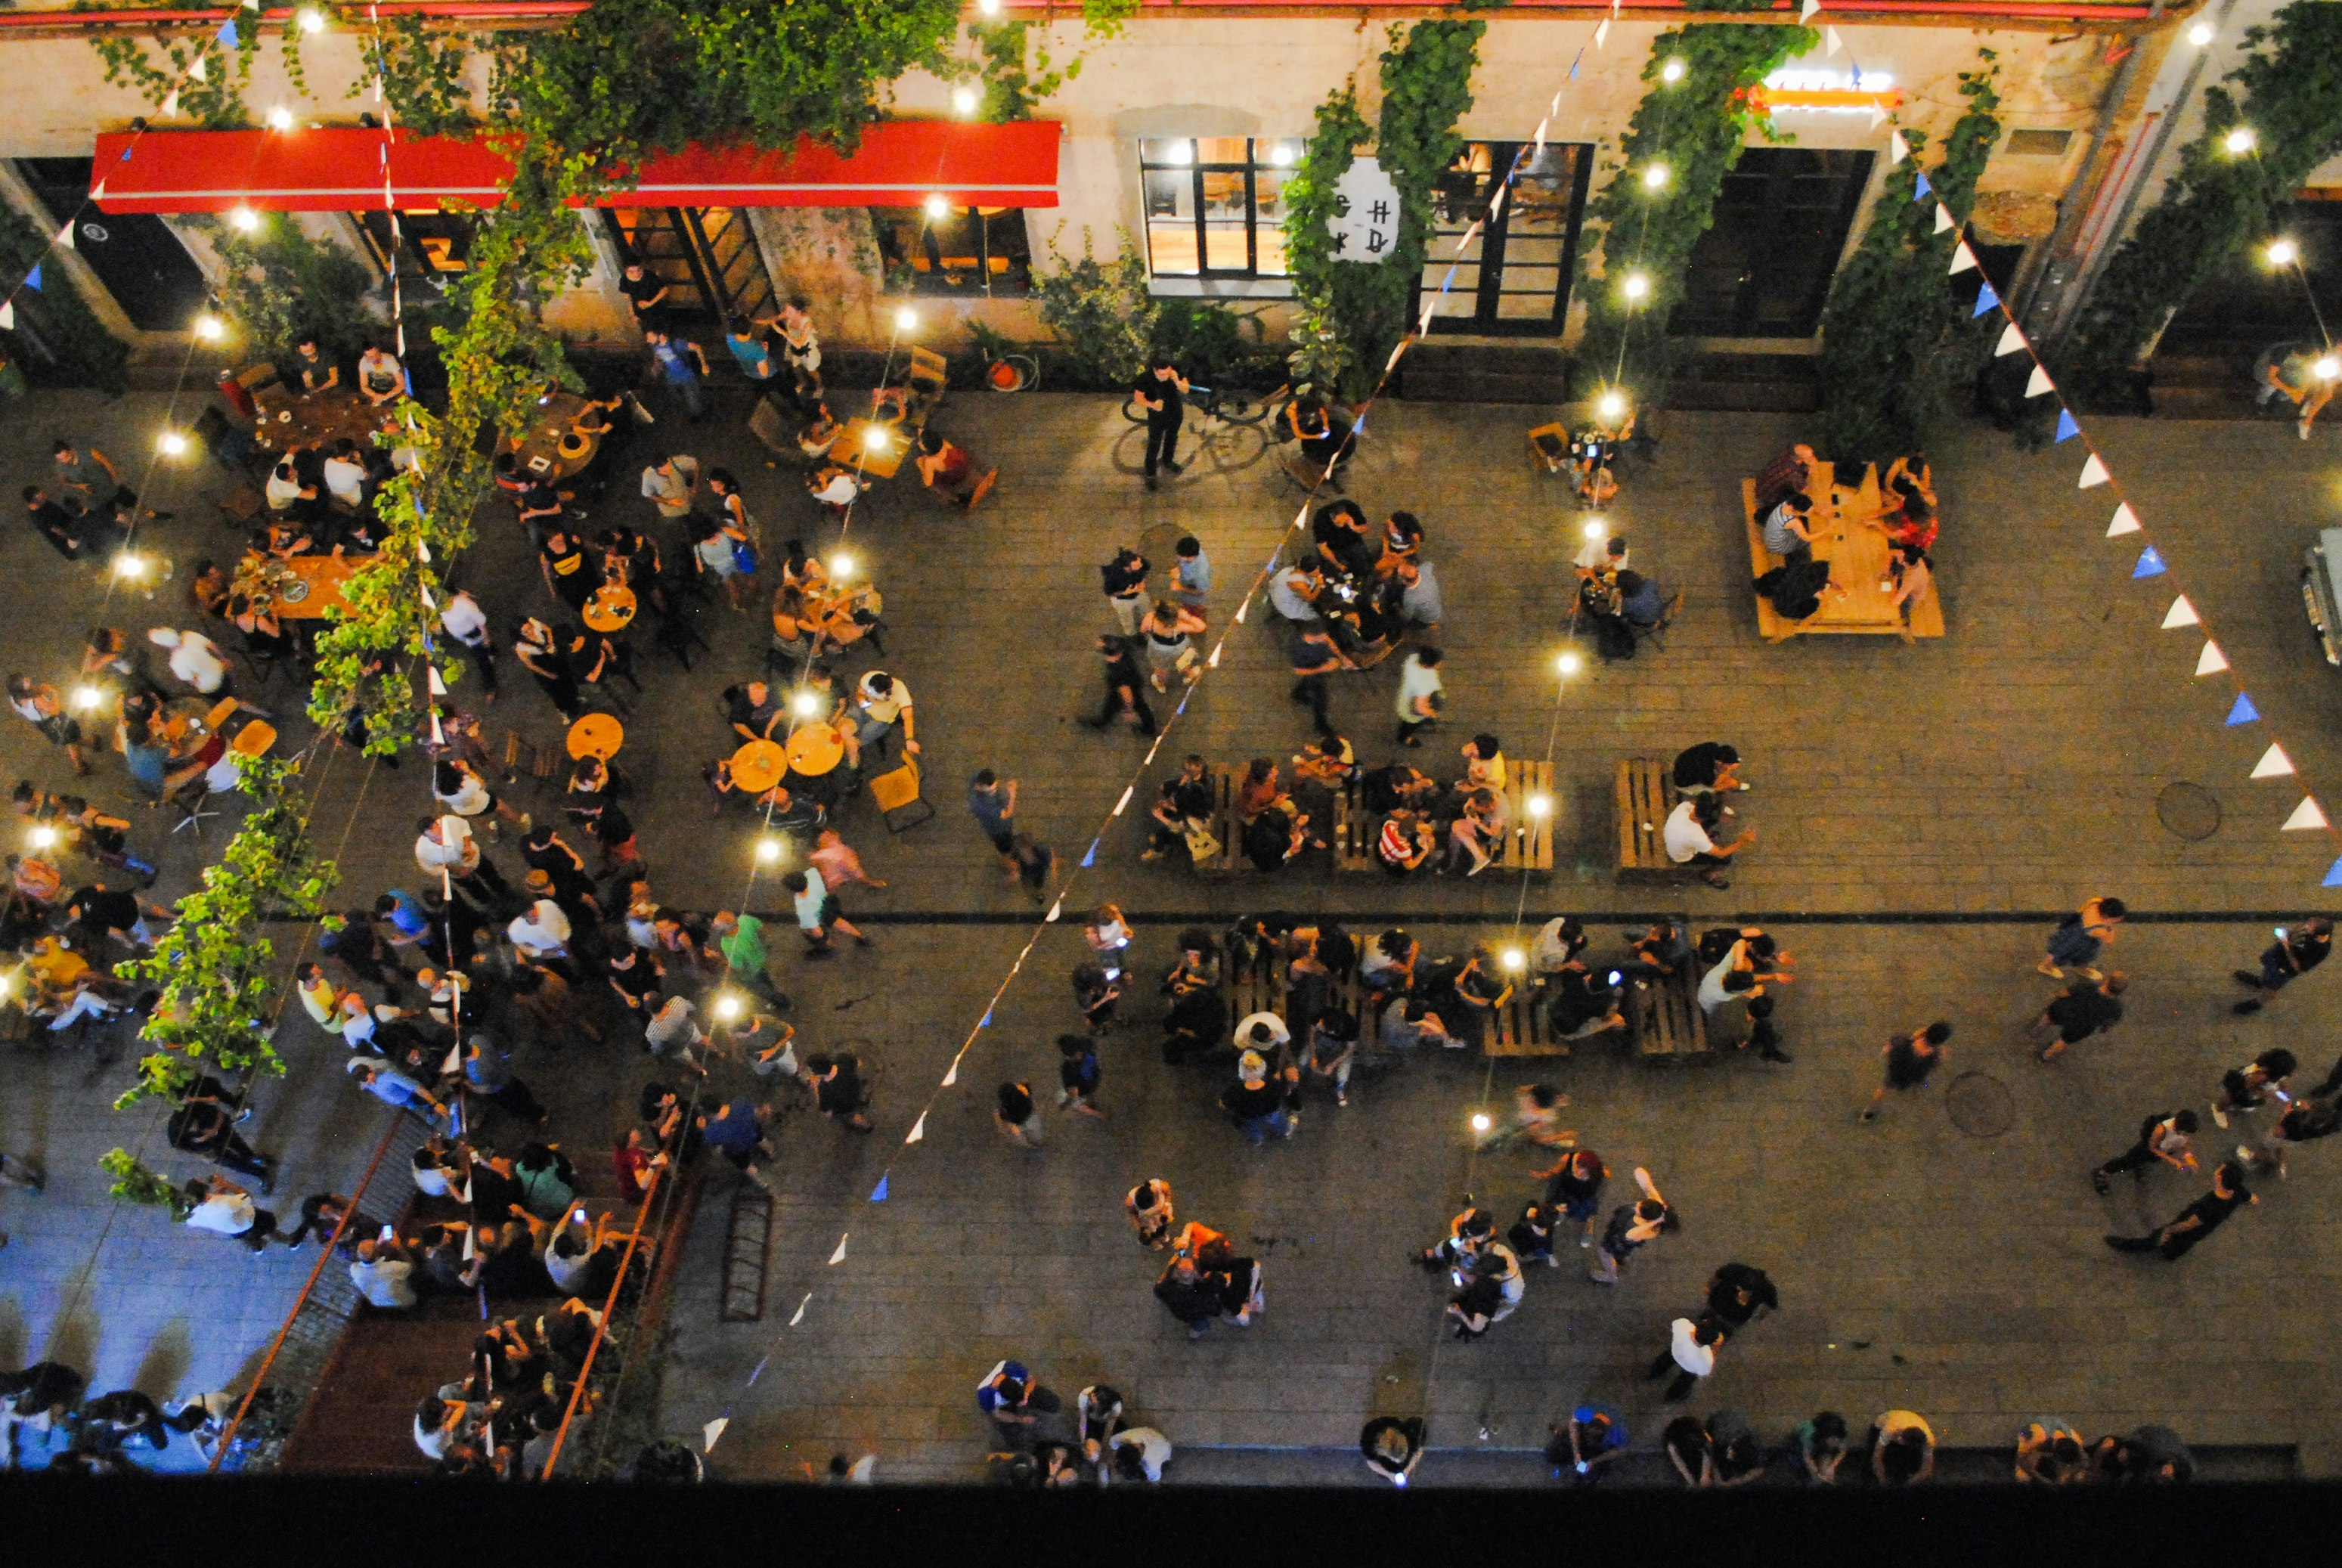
[
  {"x1": 1138, "y1": 138, "x2": 1300, "y2": 280},
  {"x1": 872, "y1": 204, "x2": 1032, "y2": 297}
]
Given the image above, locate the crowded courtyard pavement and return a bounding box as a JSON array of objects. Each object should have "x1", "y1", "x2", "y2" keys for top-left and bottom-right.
[{"x1": 6, "y1": 373, "x2": 2342, "y2": 1483}]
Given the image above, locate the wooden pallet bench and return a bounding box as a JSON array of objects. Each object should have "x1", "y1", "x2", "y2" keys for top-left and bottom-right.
[
  {"x1": 1615, "y1": 756, "x2": 1687, "y2": 883},
  {"x1": 1625, "y1": 953, "x2": 1708, "y2": 1061},
  {"x1": 1498, "y1": 758, "x2": 1555, "y2": 873}
]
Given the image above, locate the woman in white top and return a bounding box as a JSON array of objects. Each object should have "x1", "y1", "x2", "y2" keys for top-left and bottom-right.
[{"x1": 432, "y1": 757, "x2": 525, "y2": 832}]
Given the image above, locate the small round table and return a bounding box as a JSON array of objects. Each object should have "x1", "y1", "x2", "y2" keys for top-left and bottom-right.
[
  {"x1": 785, "y1": 723, "x2": 847, "y2": 778},
  {"x1": 567, "y1": 713, "x2": 624, "y2": 761},
  {"x1": 730, "y1": 739, "x2": 789, "y2": 794},
  {"x1": 583, "y1": 584, "x2": 638, "y2": 634}
]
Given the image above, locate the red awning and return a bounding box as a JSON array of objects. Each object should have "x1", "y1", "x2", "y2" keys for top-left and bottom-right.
[{"x1": 88, "y1": 121, "x2": 1061, "y2": 213}]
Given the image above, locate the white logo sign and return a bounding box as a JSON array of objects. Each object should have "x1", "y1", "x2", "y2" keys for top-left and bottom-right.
[{"x1": 1327, "y1": 156, "x2": 1403, "y2": 263}]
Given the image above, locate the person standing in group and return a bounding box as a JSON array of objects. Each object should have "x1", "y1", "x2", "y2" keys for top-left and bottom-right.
[
  {"x1": 711, "y1": 910, "x2": 788, "y2": 1009},
  {"x1": 1172, "y1": 535, "x2": 1211, "y2": 615},
  {"x1": 2091, "y1": 1108, "x2": 2199, "y2": 1195},
  {"x1": 1588, "y1": 1167, "x2": 1674, "y2": 1284},
  {"x1": 1132, "y1": 357, "x2": 1188, "y2": 489},
  {"x1": 2104, "y1": 1157, "x2": 2256, "y2": 1260},
  {"x1": 784, "y1": 867, "x2": 869, "y2": 956},
  {"x1": 1080, "y1": 636, "x2": 1157, "y2": 737},
  {"x1": 1860, "y1": 1021, "x2": 1951, "y2": 1124},
  {"x1": 2039, "y1": 895, "x2": 2125, "y2": 981},
  {"x1": 967, "y1": 770, "x2": 1021, "y2": 881},
  {"x1": 2211, "y1": 1047, "x2": 2296, "y2": 1129},
  {"x1": 995, "y1": 1081, "x2": 1046, "y2": 1148},
  {"x1": 439, "y1": 589, "x2": 498, "y2": 700},
  {"x1": 2232, "y1": 917, "x2": 2333, "y2": 1015},
  {"x1": 1646, "y1": 1311, "x2": 1728, "y2": 1402},
  {"x1": 1290, "y1": 620, "x2": 1346, "y2": 742},
  {"x1": 1393, "y1": 646, "x2": 1444, "y2": 748},
  {"x1": 1220, "y1": 1049, "x2": 1297, "y2": 1145},
  {"x1": 643, "y1": 327, "x2": 712, "y2": 423},
  {"x1": 1705, "y1": 1263, "x2": 1778, "y2": 1330},
  {"x1": 1540, "y1": 1147, "x2": 1609, "y2": 1248},
  {"x1": 1125, "y1": 1178, "x2": 1175, "y2": 1249},
  {"x1": 1056, "y1": 1033, "x2": 1107, "y2": 1120},
  {"x1": 2237, "y1": 1095, "x2": 2339, "y2": 1179},
  {"x1": 1359, "y1": 1416, "x2": 1425, "y2": 1486},
  {"x1": 2032, "y1": 973, "x2": 2126, "y2": 1064}
]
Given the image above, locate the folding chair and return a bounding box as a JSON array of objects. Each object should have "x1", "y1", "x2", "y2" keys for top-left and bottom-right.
[
  {"x1": 867, "y1": 757, "x2": 935, "y2": 835},
  {"x1": 1527, "y1": 422, "x2": 1569, "y2": 476},
  {"x1": 748, "y1": 395, "x2": 793, "y2": 458},
  {"x1": 215, "y1": 483, "x2": 268, "y2": 532},
  {"x1": 1631, "y1": 587, "x2": 1686, "y2": 655}
]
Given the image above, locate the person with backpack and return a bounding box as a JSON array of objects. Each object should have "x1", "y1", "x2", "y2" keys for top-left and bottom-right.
[{"x1": 2038, "y1": 896, "x2": 2125, "y2": 981}]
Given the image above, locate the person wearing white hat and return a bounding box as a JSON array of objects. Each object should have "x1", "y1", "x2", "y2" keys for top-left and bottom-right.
[{"x1": 1219, "y1": 1049, "x2": 1297, "y2": 1145}]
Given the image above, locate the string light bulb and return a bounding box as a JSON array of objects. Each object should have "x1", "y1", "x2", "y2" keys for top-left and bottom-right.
[
  {"x1": 2189, "y1": 21, "x2": 2214, "y2": 45},
  {"x1": 2225, "y1": 126, "x2": 2257, "y2": 155},
  {"x1": 1270, "y1": 142, "x2": 1297, "y2": 167},
  {"x1": 922, "y1": 193, "x2": 950, "y2": 220},
  {"x1": 755, "y1": 837, "x2": 784, "y2": 864},
  {"x1": 792, "y1": 690, "x2": 822, "y2": 718},
  {"x1": 113, "y1": 553, "x2": 147, "y2": 579},
  {"x1": 1622, "y1": 271, "x2": 1651, "y2": 303},
  {"x1": 1557, "y1": 651, "x2": 1583, "y2": 677},
  {"x1": 830, "y1": 551, "x2": 855, "y2": 579},
  {"x1": 1527, "y1": 793, "x2": 1553, "y2": 820},
  {"x1": 952, "y1": 85, "x2": 980, "y2": 116},
  {"x1": 1643, "y1": 162, "x2": 1671, "y2": 191},
  {"x1": 978, "y1": 0, "x2": 1000, "y2": 11},
  {"x1": 1581, "y1": 517, "x2": 1607, "y2": 540},
  {"x1": 1597, "y1": 391, "x2": 1628, "y2": 421},
  {"x1": 29, "y1": 826, "x2": 57, "y2": 851},
  {"x1": 194, "y1": 313, "x2": 225, "y2": 341},
  {"x1": 862, "y1": 425, "x2": 891, "y2": 451},
  {"x1": 714, "y1": 993, "x2": 743, "y2": 1023},
  {"x1": 2266, "y1": 237, "x2": 2300, "y2": 268},
  {"x1": 266, "y1": 107, "x2": 295, "y2": 132},
  {"x1": 1660, "y1": 57, "x2": 1688, "y2": 83},
  {"x1": 156, "y1": 429, "x2": 189, "y2": 457},
  {"x1": 70, "y1": 686, "x2": 101, "y2": 711},
  {"x1": 1500, "y1": 948, "x2": 1525, "y2": 973},
  {"x1": 2317, "y1": 355, "x2": 2342, "y2": 383},
  {"x1": 895, "y1": 306, "x2": 919, "y2": 333},
  {"x1": 298, "y1": 7, "x2": 324, "y2": 31},
  {"x1": 1470, "y1": 1113, "x2": 1493, "y2": 1133},
  {"x1": 228, "y1": 206, "x2": 260, "y2": 231}
]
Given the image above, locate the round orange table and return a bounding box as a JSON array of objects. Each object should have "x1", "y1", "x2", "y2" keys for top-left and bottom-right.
[
  {"x1": 583, "y1": 584, "x2": 637, "y2": 633},
  {"x1": 785, "y1": 722, "x2": 847, "y2": 777},
  {"x1": 730, "y1": 739, "x2": 789, "y2": 793},
  {"x1": 567, "y1": 713, "x2": 624, "y2": 761}
]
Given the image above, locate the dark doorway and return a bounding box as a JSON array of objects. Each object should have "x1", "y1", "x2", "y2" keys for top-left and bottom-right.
[
  {"x1": 1671, "y1": 147, "x2": 1875, "y2": 339},
  {"x1": 1417, "y1": 141, "x2": 1594, "y2": 336},
  {"x1": 14, "y1": 156, "x2": 209, "y2": 333},
  {"x1": 603, "y1": 207, "x2": 778, "y2": 333},
  {"x1": 2157, "y1": 197, "x2": 2342, "y2": 356}
]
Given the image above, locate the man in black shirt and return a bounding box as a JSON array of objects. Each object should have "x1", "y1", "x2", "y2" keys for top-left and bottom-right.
[
  {"x1": 2105, "y1": 1158, "x2": 2255, "y2": 1260},
  {"x1": 1154, "y1": 1255, "x2": 1222, "y2": 1338},
  {"x1": 2233, "y1": 916, "x2": 2333, "y2": 1015},
  {"x1": 618, "y1": 259, "x2": 670, "y2": 328},
  {"x1": 1860, "y1": 1021, "x2": 1950, "y2": 1123},
  {"x1": 1132, "y1": 357, "x2": 1188, "y2": 488},
  {"x1": 67, "y1": 882, "x2": 168, "y2": 954},
  {"x1": 2034, "y1": 973, "x2": 2127, "y2": 1062},
  {"x1": 1080, "y1": 635, "x2": 1157, "y2": 736},
  {"x1": 723, "y1": 680, "x2": 785, "y2": 743},
  {"x1": 23, "y1": 485, "x2": 84, "y2": 561},
  {"x1": 1705, "y1": 1262, "x2": 1778, "y2": 1328},
  {"x1": 292, "y1": 336, "x2": 341, "y2": 395},
  {"x1": 1671, "y1": 741, "x2": 1746, "y2": 796}
]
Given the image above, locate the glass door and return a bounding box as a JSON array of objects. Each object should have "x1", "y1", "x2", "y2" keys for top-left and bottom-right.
[
  {"x1": 14, "y1": 156, "x2": 209, "y2": 332},
  {"x1": 1417, "y1": 141, "x2": 1592, "y2": 336},
  {"x1": 604, "y1": 206, "x2": 777, "y2": 331},
  {"x1": 1671, "y1": 148, "x2": 1874, "y2": 338}
]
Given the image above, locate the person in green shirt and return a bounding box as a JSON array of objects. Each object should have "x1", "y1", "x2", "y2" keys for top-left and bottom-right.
[{"x1": 713, "y1": 910, "x2": 789, "y2": 1007}]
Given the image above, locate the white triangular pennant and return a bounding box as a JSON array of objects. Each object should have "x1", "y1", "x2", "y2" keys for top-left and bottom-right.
[
  {"x1": 2161, "y1": 595, "x2": 2198, "y2": 630},
  {"x1": 1045, "y1": 897, "x2": 1063, "y2": 923},
  {"x1": 1233, "y1": 601, "x2": 1247, "y2": 624},
  {"x1": 905, "y1": 1111, "x2": 926, "y2": 1145},
  {"x1": 2107, "y1": 503, "x2": 2139, "y2": 538},
  {"x1": 57, "y1": 222, "x2": 76, "y2": 252},
  {"x1": 1112, "y1": 786, "x2": 1133, "y2": 817},
  {"x1": 1207, "y1": 643, "x2": 1222, "y2": 669},
  {"x1": 2195, "y1": 640, "x2": 2228, "y2": 676},
  {"x1": 426, "y1": 665, "x2": 448, "y2": 696},
  {"x1": 827, "y1": 1233, "x2": 849, "y2": 1266},
  {"x1": 1947, "y1": 240, "x2": 1978, "y2": 275},
  {"x1": 1997, "y1": 322, "x2": 2028, "y2": 357},
  {"x1": 2284, "y1": 797, "x2": 2328, "y2": 831},
  {"x1": 1868, "y1": 101, "x2": 1887, "y2": 130},
  {"x1": 0, "y1": 300, "x2": 12, "y2": 331},
  {"x1": 1594, "y1": 18, "x2": 1609, "y2": 48},
  {"x1": 1800, "y1": 0, "x2": 1820, "y2": 19},
  {"x1": 1888, "y1": 130, "x2": 1910, "y2": 166},
  {"x1": 189, "y1": 55, "x2": 208, "y2": 82},
  {"x1": 2025, "y1": 363, "x2": 2053, "y2": 397},
  {"x1": 702, "y1": 1418, "x2": 728, "y2": 1452},
  {"x1": 2078, "y1": 454, "x2": 2109, "y2": 488},
  {"x1": 940, "y1": 1056, "x2": 959, "y2": 1088},
  {"x1": 2253, "y1": 743, "x2": 2295, "y2": 779},
  {"x1": 161, "y1": 91, "x2": 179, "y2": 117},
  {"x1": 788, "y1": 1293, "x2": 810, "y2": 1326},
  {"x1": 89, "y1": 180, "x2": 105, "y2": 202},
  {"x1": 1934, "y1": 204, "x2": 1953, "y2": 234},
  {"x1": 1826, "y1": 25, "x2": 1843, "y2": 54}
]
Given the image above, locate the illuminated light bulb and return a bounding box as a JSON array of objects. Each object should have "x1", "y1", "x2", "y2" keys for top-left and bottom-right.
[
  {"x1": 1557, "y1": 651, "x2": 1583, "y2": 677},
  {"x1": 114, "y1": 553, "x2": 147, "y2": 578},
  {"x1": 1622, "y1": 271, "x2": 1651, "y2": 302},
  {"x1": 1470, "y1": 1113, "x2": 1493, "y2": 1133},
  {"x1": 714, "y1": 993, "x2": 743, "y2": 1023},
  {"x1": 1643, "y1": 162, "x2": 1671, "y2": 190},
  {"x1": 2266, "y1": 237, "x2": 2300, "y2": 267},
  {"x1": 830, "y1": 552, "x2": 855, "y2": 578},
  {"x1": 1271, "y1": 142, "x2": 1296, "y2": 167},
  {"x1": 1582, "y1": 516, "x2": 1607, "y2": 539},
  {"x1": 1527, "y1": 793, "x2": 1553, "y2": 820},
  {"x1": 2189, "y1": 21, "x2": 2214, "y2": 45},
  {"x1": 298, "y1": 7, "x2": 324, "y2": 32},
  {"x1": 29, "y1": 826, "x2": 57, "y2": 851},
  {"x1": 157, "y1": 429, "x2": 189, "y2": 457},
  {"x1": 2317, "y1": 355, "x2": 2342, "y2": 383},
  {"x1": 1660, "y1": 57, "x2": 1687, "y2": 83},
  {"x1": 978, "y1": 0, "x2": 1000, "y2": 11},
  {"x1": 894, "y1": 306, "x2": 919, "y2": 332},
  {"x1": 2225, "y1": 126, "x2": 2256, "y2": 155},
  {"x1": 70, "y1": 686, "x2": 101, "y2": 711},
  {"x1": 952, "y1": 85, "x2": 980, "y2": 116},
  {"x1": 1597, "y1": 391, "x2": 1627, "y2": 421},
  {"x1": 792, "y1": 691, "x2": 821, "y2": 717},
  {"x1": 1500, "y1": 948, "x2": 1525, "y2": 973},
  {"x1": 922, "y1": 193, "x2": 950, "y2": 220},
  {"x1": 267, "y1": 107, "x2": 294, "y2": 132},
  {"x1": 755, "y1": 837, "x2": 783, "y2": 863},
  {"x1": 194, "y1": 314, "x2": 225, "y2": 341},
  {"x1": 228, "y1": 206, "x2": 261, "y2": 232},
  {"x1": 862, "y1": 425, "x2": 890, "y2": 451}
]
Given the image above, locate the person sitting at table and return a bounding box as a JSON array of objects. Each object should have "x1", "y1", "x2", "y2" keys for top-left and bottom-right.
[
  {"x1": 1361, "y1": 759, "x2": 1438, "y2": 816},
  {"x1": 261, "y1": 516, "x2": 315, "y2": 559},
  {"x1": 292, "y1": 335, "x2": 341, "y2": 396},
  {"x1": 1570, "y1": 410, "x2": 1631, "y2": 507},
  {"x1": 1243, "y1": 803, "x2": 1311, "y2": 872},
  {"x1": 1753, "y1": 442, "x2": 1815, "y2": 512},
  {"x1": 807, "y1": 463, "x2": 861, "y2": 520},
  {"x1": 1876, "y1": 494, "x2": 1938, "y2": 553},
  {"x1": 265, "y1": 451, "x2": 306, "y2": 513},
  {"x1": 724, "y1": 680, "x2": 785, "y2": 745},
  {"x1": 598, "y1": 523, "x2": 666, "y2": 615},
  {"x1": 798, "y1": 401, "x2": 842, "y2": 460},
  {"x1": 846, "y1": 670, "x2": 918, "y2": 766},
  {"x1": 356, "y1": 344, "x2": 405, "y2": 406},
  {"x1": 1664, "y1": 792, "x2": 1756, "y2": 891},
  {"x1": 767, "y1": 584, "x2": 815, "y2": 678},
  {"x1": 1882, "y1": 455, "x2": 1935, "y2": 516},
  {"x1": 1313, "y1": 500, "x2": 1380, "y2": 582},
  {"x1": 188, "y1": 559, "x2": 231, "y2": 621},
  {"x1": 1887, "y1": 542, "x2": 1933, "y2": 622},
  {"x1": 1376, "y1": 807, "x2": 1436, "y2": 876},
  {"x1": 915, "y1": 429, "x2": 993, "y2": 510},
  {"x1": 1619, "y1": 569, "x2": 1666, "y2": 632},
  {"x1": 1760, "y1": 491, "x2": 1817, "y2": 562},
  {"x1": 539, "y1": 527, "x2": 596, "y2": 615},
  {"x1": 1448, "y1": 788, "x2": 1507, "y2": 877},
  {"x1": 227, "y1": 593, "x2": 296, "y2": 667},
  {"x1": 1284, "y1": 392, "x2": 1350, "y2": 472},
  {"x1": 1579, "y1": 567, "x2": 1637, "y2": 662},
  {"x1": 322, "y1": 438, "x2": 370, "y2": 513}
]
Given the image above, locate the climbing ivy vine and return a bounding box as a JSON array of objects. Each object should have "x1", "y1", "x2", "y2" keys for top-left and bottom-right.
[
  {"x1": 1282, "y1": 19, "x2": 1485, "y2": 403},
  {"x1": 1572, "y1": 12, "x2": 1815, "y2": 401},
  {"x1": 2055, "y1": 0, "x2": 2342, "y2": 405},
  {"x1": 1815, "y1": 51, "x2": 2003, "y2": 463}
]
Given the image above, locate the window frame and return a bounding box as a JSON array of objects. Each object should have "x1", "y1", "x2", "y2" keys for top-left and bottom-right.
[
  {"x1": 869, "y1": 203, "x2": 1033, "y2": 299},
  {"x1": 1138, "y1": 138, "x2": 1295, "y2": 284}
]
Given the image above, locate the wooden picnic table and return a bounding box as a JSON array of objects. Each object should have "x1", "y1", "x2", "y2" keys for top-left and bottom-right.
[
  {"x1": 1743, "y1": 459, "x2": 1944, "y2": 642},
  {"x1": 236, "y1": 552, "x2": 363, "y2": 621},
  {"x1": 497, "y1": 391, "x2": 602, "y2": 482},
  {"x1": 252, "y1": 386, "x2": 396, "y2": 455}
]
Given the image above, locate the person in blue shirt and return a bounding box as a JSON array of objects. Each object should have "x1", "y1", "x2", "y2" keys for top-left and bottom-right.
[
  {"x1": 643, "y1": 327, "x2": 711, "y2": 423},
  {"x1": 1172, "y1": 535, "x2": 1210, "y2": 612},
  {"x1": 702, "y1": 1099, "x2": 773, "y2": 1183},
  {"x1": 373, "y1": 888, "x2": 433, "y2": 962},
  {"x1": 724, "y1": 319, "x2": 779, "y2": 387},
  {"x1": 1550, "y1": 1403, "x2": 1629, "y2": 1484}
]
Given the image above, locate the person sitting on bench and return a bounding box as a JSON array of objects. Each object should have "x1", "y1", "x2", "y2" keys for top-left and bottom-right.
[{"x1": 1664, "y1": 794, "x2": 1755, "y2": 890}]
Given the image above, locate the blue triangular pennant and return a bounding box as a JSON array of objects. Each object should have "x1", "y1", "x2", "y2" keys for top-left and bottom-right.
[
  {"x1": 1569, "y1": 48, "x2": 1582, "y2": 81},
  {"x1": 869, "y1": 1173, "x2": 889, "y2": 1203},
  {"x1": 1913, "y1": 172, "x2": 1932, "y2": 200},
  {"x1": 977, "y1": 1008, "x2": 993, "y2": 1029},
  {"x1": 2133, "y1": 546, "x2": 2165, "y2": 578},
  {"x1": 2054, "y1": 408, "x2": 2080, "y2": 443},
  {"x1": 1079, "y1": 838, "x2": 1098, "y2": 869},
  {"x1": 218, "y1": 19, "x2": 237, "y2": 47},
  {"x1": 2226, "y1": 693, "x2": 2260, "y2": 726},
  {"x1": 2325, "y1": 856, "x2": 2342, "y2": 889},
  {"x1": 23, "y1": 265, "x2": 39, "y2": 292},
  {"x1": 1971, "y1": 281, "x2": 1999, "y2": 318}
]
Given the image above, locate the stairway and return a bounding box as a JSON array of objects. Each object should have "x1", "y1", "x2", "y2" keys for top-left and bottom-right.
[
  {"x1": 2142, "y1": 346, "x2": 2266, "y2": 421},
  {"x1": 1399, "y1": 339, "x2": 1572, "y2": 406},
  {"x1": 1665, "y1": 351, "x2": 1822, "y2": 414}
]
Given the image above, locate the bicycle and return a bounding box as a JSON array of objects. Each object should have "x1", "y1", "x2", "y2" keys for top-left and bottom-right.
[{"x1": 1121, "y1": 381, "x2": 1274, "y2": 426}]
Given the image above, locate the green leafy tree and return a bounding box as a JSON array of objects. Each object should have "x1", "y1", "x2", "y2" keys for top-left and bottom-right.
[
  {"x1": 101, "y1": 1150, "x2": 194, "y2": 1219},
  {"x1": 209, "y1": 212, "x2": 381, "y2": 367},
  {"x1": 2055, "y1": 0, "x2": 2342, "y2": 404},
  {"x1": 1031, "y1": 228, "x2": 1158, "y2": 389},
  {"x1": 1572, "y1": 14, "x2": 1816, "y2": 401},
  {"x1": 1815, "y1": 52, "x2": 2003, "y2": 463}
]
